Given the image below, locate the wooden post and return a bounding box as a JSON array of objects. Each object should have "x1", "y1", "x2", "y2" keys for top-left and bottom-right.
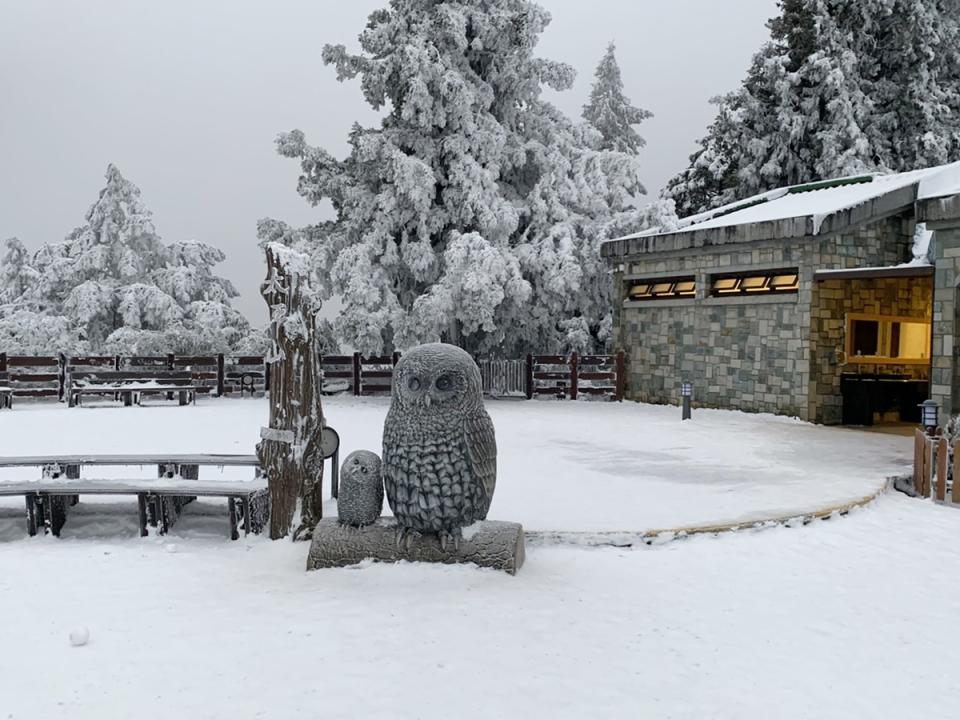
[
  {"x1": 919, "y1": 434, "x2": 934, "y2": 497},
  {"x1": 216, "y1": 354, "x2": 225, "y2": 396},
  {"x1": 352, "y1": 352, "x2": 362, "y2": 396},
  {"x1": 914, "y1": 428, "x2": 924, "y2": 492},
  {"x1": 0, "y1": 352, "x2": 6, "y2": 372},
  {"x1": 256, "y1": 243, "x2": 326, "y2": 540},
  {"x1": 615, "y1": 350, "x2": 626, "y2": 402},
  {"x1": 569, "y1": 352, "x2": 579, "y2": 401},
  {"x1": 525, "y1": 354, "x2": 534, "y2": 400},
  {"x1": 953, "y1": 440, "x2": 960, "y2": 505},
  {"x1": 166, "y1": 353, "x2": 175, "y2": 371},
  {"x1": 57, "y1": 353, "x2": 66, "y2": 402},
  {"x1": 936, "y1": 436, "x2": 948, "y2": 501},
  {"x1": 114, "y1": 355, "x2": 121, "y2": 371}
]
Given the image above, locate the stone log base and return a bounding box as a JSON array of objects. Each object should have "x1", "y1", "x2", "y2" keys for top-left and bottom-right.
[{"x1": 306, "y1": 517, "x2": 525, "y2": 575}]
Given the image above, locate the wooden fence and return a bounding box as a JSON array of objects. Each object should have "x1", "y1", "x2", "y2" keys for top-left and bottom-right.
[
  {"x1": 0, "y1": 350, "x2": 627, "y2": 402},
  {"x1": 908, "y1": 428, "x2": 960, "y2": 504},
  {"x1": 0, "y1": 353, "x2": 269, "y2": 401}
]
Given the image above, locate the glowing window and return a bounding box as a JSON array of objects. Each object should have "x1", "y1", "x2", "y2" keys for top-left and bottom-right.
[
  {"x1": 710, "y1": 268, "x2": 800, "y2": 297},
  {"x1": 627, "y1": 276, "x2": 696, "y2": 302}
]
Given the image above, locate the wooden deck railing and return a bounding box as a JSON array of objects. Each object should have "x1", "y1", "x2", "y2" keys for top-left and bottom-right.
[
  {"x1": 908, "y1": 429, "x2": 960, "y2": 504},
  {"x1": 1, "y1": 350, "x2": 628, "y2": 402}
]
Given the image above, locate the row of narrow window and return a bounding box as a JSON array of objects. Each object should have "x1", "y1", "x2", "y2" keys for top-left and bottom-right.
[{"x1": 627, "y1": 269, "x2": 800, "y2": 301}]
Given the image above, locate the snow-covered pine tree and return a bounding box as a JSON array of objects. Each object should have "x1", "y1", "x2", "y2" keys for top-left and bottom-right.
[
  {"x1": 869, "y1": 0, "x2": 960, "y2": 170},
  {"x1": 662, "y1": 92, "x2": 745, "y2": 215},
  {"x1": 267, "y1": 0, "x2": 646, "y2": 356},
  {"x1": 13, "y1": 165, "x2": 253, "y2": 354},
  {"x1": 582, "y1": 42, "x2": 652, "y2": 155},
  {"x1": 664, "y1": 0, "x2": 960, "y2": 217},
  {"x1": 0, "y1": 238, "x2": 39, "y2": 306}
]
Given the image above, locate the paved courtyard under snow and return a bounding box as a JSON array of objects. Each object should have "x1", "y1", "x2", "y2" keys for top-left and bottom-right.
[
  {"x1": 0, "y1": 397, "x2": 911, "y2": 535},
  {"x1": 2, "y1": 397, "x2": 956, "y2": 719}
]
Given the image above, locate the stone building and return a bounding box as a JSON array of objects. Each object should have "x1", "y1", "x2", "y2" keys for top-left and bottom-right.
[{"x1": 601, "y1": 162, "x2": 960, "y2": 425}]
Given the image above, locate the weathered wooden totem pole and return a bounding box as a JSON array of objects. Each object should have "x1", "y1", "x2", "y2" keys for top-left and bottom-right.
[{"x1": 257, "y1": 242, "x2": 325, "y2": 540}]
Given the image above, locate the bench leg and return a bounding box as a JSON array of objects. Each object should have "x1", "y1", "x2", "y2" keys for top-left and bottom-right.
[
  {"x1": 137, "y1": 494, "x2": 149, "y2": 537},
  {"x1": 179, "y1": 390, "x2": 188, "y2": 406},
  {"x1": 68, "y1": 392, "x2": 76, "y2": 408},
  {"x1": 25, "y1": 494, "x2": 38, "y2": 536},
  {"x1": 48, "y1": 495, "x2": 69, "y2": 537},
  {"x1": 240, "y1": 496, "x2": 251, "y2": 536},
  {"x1": 227, "y1": 497, "x2": 239, "y2": 541},
  {"x1": 66, "y1": 465, "x2": 80, "y2": 507},
  {"x1": 153, "y1": 496, "x2": 168, "y2": 534},
  {"x1": 123, "y1": 390, "x2": 133, "y2": 407}
]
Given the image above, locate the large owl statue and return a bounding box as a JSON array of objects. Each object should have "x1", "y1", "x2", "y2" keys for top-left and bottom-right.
[{"x1": 382, "y1": 343, "x2": 497, "y2": 549}]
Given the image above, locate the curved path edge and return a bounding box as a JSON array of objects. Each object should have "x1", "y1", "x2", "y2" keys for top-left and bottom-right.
[{"x1": 526, "y1": 478, "x2": 893, "y2": 548}]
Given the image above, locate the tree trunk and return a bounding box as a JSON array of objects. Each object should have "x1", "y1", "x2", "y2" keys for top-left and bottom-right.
[{"x1": 256, "y1": 243, "x2": 325, "y2": 540}]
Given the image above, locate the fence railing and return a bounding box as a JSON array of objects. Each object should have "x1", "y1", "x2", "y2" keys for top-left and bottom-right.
[
  {"x1": 0, "y1": 353, "x2": 269, "y2": 401},
  {"x1": 906, "y1": 429, "x2": 960, "y2": 504},
  {"x1": 0, "y1": 350, "x2": 627, "y2": 402}
]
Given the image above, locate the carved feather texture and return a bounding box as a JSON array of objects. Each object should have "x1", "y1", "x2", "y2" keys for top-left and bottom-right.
[{"x1": 381, "y1": 343, "x2": 498, "y2": 534}]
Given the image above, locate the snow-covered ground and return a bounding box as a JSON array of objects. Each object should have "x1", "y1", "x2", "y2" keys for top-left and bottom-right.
[
  {"x1": 1, "y1": 495, "x2": 959, "y2": 719},
  {"x1": 2, "y1": 397, "x2": 950, "y2": 720},
  {"x1": 0, "y1": 396, "x2": 911, "y2": 534}
]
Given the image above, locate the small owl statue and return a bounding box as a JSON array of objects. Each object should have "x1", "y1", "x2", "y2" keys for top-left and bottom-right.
[
  {"x1": 337, "y1": 450, "x2": 384, "y2": 528},
  {"x1": 382, "y1": 343, "x2": 497, "y2": 549}
]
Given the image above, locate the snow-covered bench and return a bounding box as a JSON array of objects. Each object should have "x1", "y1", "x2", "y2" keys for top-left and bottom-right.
[
  {"x1": 0, "y1": 372, "x2": 11, "y2": 409},
  {"x1": 67, "y1": 370, "x2": 198, "y2": 407},
  {"x1": 0, "y1": 454, "x2": 266, "y2": 539}
]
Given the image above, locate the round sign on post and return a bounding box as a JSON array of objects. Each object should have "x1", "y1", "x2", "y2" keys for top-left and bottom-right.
[
  {"x1": 321, "y1": 426, "x2": 342, "y2": 499},
  {"x1": 321, "y1": 426, "x2": 340, "y2": 458}
]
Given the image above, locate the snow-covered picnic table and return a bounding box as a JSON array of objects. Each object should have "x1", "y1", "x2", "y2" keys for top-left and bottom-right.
[
  {"x1": 0, "y1": 454, "x2": 265, "y2": 538},
  {"x1": 66, "y1": 370, "x2": 198, "y2": 407}
]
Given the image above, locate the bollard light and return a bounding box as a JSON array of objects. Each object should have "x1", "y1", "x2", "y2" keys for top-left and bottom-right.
[
  {"x1": 680, "y1": 381, "x2": 692, "y2": 421},
  {"x1": 919, "y1": 399, "x2": 940, "y2": 435}
]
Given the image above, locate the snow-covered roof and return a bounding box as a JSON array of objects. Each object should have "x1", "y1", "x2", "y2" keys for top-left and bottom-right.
[{"x1": 614, "y1": 161, "x2": 960, "y2": 244}]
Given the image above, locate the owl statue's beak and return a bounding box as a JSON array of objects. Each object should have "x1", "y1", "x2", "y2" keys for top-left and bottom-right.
[{"x1": 423, "y1": 394, "x2": 432, "y2": 408}]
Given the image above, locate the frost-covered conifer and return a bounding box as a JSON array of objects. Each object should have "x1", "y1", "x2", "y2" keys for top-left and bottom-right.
[
  {"x1": 0, "y1": 238, "x2": 39, "y2": 306},
  {"x1": 268, "y1": 0, "x2": 646, "y2": 356},
  {"x1": 582, "y1": 42, "x2": 652, "y2": 155},
  {"x1": 4, "y1": 165, "x2": 254, "y2": 355},
  {"x1": 664, "y1": 0, "x2": 960, "y2": 217}
]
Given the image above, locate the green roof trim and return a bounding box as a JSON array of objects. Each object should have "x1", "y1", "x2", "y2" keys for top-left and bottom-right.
[
  {"x1": 787, "y1": 175, "x2": 874, "y2": 194},
  {"x1": 710, "y1": 196, "x2": 770, "y2": 220}
]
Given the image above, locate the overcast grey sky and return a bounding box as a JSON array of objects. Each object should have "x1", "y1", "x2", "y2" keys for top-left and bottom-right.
[{"x1": 0, "y1": 0, "x2": 777, "y2": 323}]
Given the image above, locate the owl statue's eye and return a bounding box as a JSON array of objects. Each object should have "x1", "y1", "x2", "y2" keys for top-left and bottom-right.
[
  {"x1": 435, "y1": 375, "x2": 453, "y2": 391},
  {"x1": 408, "y1": 377, "x2": 421, "y2": 391}
]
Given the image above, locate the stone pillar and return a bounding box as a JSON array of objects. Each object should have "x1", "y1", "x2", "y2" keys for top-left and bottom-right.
[{"x1": 919, "y1": 194, "x2": 960, "y2": 418}]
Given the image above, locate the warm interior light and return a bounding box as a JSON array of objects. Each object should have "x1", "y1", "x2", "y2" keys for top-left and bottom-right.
[
  {"x1": 628, "y1": 277, "x2": 696, "y2": 301},
  {"x1": 770, "y1": 273, "x2": 799, "y2": 290},
  {"x1": 710, "y1": 269, "x2": 799, "y2": 297}
]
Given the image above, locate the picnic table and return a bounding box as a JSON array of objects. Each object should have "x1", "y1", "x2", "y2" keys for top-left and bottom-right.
[
  {"x1": 66, "y1": 370, "x2": 198, "y2": 407},
  {"x1": 0, "y1": 454, "x2": 266, "y2": 539}
]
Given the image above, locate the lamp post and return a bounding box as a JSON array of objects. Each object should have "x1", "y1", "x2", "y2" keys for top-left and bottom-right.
[
  {"x1": 919, "y1": 399, "x2": 940, "y2": 436},
  {"x1": 681, "y1": 381, "x2": 692, "y2": 421}
]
